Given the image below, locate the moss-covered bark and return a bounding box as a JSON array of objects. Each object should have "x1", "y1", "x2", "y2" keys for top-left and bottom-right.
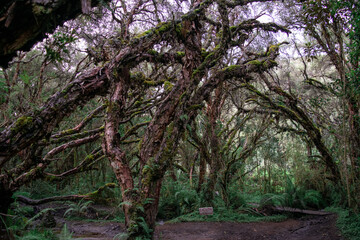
[{"x1": 0, "y1": 0, "x2": 110, "y2": 67}]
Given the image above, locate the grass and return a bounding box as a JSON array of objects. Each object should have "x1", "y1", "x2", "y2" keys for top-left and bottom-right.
[
  {"x1": 326, "y1": 207, "x2": 360, "y2": 240},
  {"x1": 168, "y1": 207, "x2": 287, "y2": 223}
]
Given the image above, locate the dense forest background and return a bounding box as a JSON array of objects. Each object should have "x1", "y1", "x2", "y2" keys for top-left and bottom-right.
[{"x1": 0, "y1": 0, "x2": 360, "y2": 239}]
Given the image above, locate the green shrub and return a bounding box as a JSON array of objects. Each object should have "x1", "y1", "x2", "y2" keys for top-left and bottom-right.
[
  {"x1": 63, "y1": 199, "x2": 94, "y2": 218},
  {"x1": 226, "y1": 185, "x2": 247, "y2": 209},
  {"x1": 158, "y1": 179, "x2": 199, "y2": 219},
  {"x1": 15, "y1": 229, "x2": 57, "y2": 240},
  {"x1": 169, "y1": 207, "x2": 287, "y2": 223},
  {"x1": 327, "y1": 207, "x2": 360, "y2": 240}
]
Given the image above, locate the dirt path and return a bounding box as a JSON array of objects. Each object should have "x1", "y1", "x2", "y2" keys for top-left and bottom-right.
[{"x1": 62, "y1": 214, "x2": 342, "y2": 240}]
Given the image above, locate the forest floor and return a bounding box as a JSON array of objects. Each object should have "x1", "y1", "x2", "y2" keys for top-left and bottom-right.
[
  {"x1": 1, "y1": 203, "x2": 344, "y2": 240},
  {"x1": 52, "y1": 206, "x2": 343, "y2": 240},
  {"x1": 57, "y1": 214, "x2": 344, "y2": 240}
]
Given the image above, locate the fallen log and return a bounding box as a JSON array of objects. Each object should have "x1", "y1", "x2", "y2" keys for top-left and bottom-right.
[
  {"x1": 16, "y1": 183, "x2": 116, "y2": 205},
  {"x1": 16, "y1": 194, "x2": 88, "y2": 205},
  {"x1": 248, "y1": 203, "x2": 332, "y2": 216}
]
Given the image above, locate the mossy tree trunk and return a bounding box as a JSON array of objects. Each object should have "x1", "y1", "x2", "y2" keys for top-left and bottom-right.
[
  {"x1": 0, "y1": 0, "x2": 109, "y2": 68},
  {"x1": 0, "y1": 180, "x2": 13, "y2": 230},
  {"x1": 125, "y1": 14, "x2": 203, "y2": 239}
]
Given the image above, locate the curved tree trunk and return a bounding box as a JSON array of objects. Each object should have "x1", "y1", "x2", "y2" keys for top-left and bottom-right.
[{"x1": 0, "y1": 0, "x2": 109, "y2": 67}]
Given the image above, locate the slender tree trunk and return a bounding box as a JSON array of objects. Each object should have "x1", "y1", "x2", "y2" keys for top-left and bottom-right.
[
  {"x1": 197, "y1": 157, "x2": 206, "y2": 193},
  {"x1": 0, "y1": 182, "x2": 13, "y2": 229}
]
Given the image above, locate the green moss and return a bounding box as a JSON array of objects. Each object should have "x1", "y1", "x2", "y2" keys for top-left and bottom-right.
[
  {"x1": 175, "y1": 23, "x2": 183, "y2": 36},
  {"x1": 45, "y1": 174, "x2": 58, "y2": 182},
  {"x1": 192, "y1": 68, "x2": 205, "y2": 78},
  {"x1": 11, "y1": 116, "x2": 33, "y2": 133},
  {"x1": 230, "y1": 26, "x2": 237, "y2": 32},
  {"x1": 166, "y1": 122, "x2": 174, "y2": 136},
  {"x1": 134, "y1": 29, "x2": 152, "y2": 39},
  {"x1": 164, "y1": 81, "x2": 174, "y2": 91},
  {"x1": 57, "y1": 128, "x2": 76, "y2": 136},
  {"x1": 147, "y1": 49, "x2": 158, "y2": 55},
  {"x1": 187, "y1": 104, "x2": 203, "y2": 110},
  {"x1": 154, "y1": 22, "x2": 171, "y2": 35},
  {"x1": 134, "y1": 100, "x2": 142, "y2": 107},
  {"x1": 201, "y1": 48, "x2": 209, "y2": 58},
  {"x1": 32, "y1": 5, "x2": 52, "y2": 15},
  {"x1": 113, "y1": 68, "x2": 119, "y2": 78},
  {"x1": 87, "y1": 154, "x2": 94, "y2": 161},
  {"x1": 204, "y1": 52, "x2": 215, "y2": 63},
  {"x1": 142, "y1": 163, "x2": 163, "y2": 185},
  {"x1": 247, "y1": 60, "x2": 264, "y2": 66},
  {"x1": 144, "y1": 80, "x2": 157, "y2": 86},
  {"x1": 263, "y1": 60, "x2": 278, "y2": 68},
  {"x1": 179, "y1": 92, "x2": 186, "y2": 102},
  {"x1": 267, "y1": 43, "x2": 281, "y2": 56},
  {"x1": 176, "y1": 51, "x2": 185, "y2": 57},
  {"x1": 87, "y1": 183, "x2": 116, "y2": 203},
  {"x1": 222, "y1": 65, "x2": 241, "y2": 72}
]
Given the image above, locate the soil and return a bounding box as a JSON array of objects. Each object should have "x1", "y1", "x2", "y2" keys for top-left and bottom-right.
[
  {"x1": 154, "y1": 215, "x2": 343, "y2": 240},
  {"x1": 0, "y1": 203, "x2": 344, "y2": 240},
  {"x1": 60, "y1": 214, "x2": 342, "y2": 240}
]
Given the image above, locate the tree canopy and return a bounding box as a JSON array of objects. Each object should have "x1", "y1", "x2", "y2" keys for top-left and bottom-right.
[{"x1": 0, "y1": 0, "x2": 359, "y2": 239}]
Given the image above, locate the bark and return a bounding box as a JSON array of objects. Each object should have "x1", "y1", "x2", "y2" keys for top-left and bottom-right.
[
  {"x1": 200, "y1": 86, "x2": 224, "y2": 206},
  {"x1": 132, "y1": 15, "x2": 203, "y2": 237},
  {"x1": 102, "y1": 67, "x2": 135, "y2": 227},
  {"x1": 0, "y1": 0, "x2": 110, "y2": 67},
  {"x1": 0, "y1": 183, "x2": 12, "y2": 229},
  {"x1": 15, "y1": 183, "x2": 116, "y2": 205},
  {"x1": 16, "y1": 194, "x2": 88, "y2": 205},
  {"x1": 0, "y1": 18, "x2": 177, "y2": 168},
  {"x1": 0, "y1": 66, "x2": 109, "y2": 167},
  {"x1": 197, "y1": 156, "x2": 206, "y2": 193}
]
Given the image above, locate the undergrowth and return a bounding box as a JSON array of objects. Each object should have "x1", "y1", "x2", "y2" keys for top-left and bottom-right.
[
  {"x1": 327, "y1": 207, "x2": 360, "y2": 240},
  {"x1": 168, "y1": 207, "x2": 287, "y2": 223},
  {"x1": 15, "y1": 229, "x2": 57, "y2": 240}
]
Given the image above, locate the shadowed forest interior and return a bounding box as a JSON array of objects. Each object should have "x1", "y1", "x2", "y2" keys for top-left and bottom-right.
[{"x1": 0, "y1": 0, "x2": 360, "y2": 239}]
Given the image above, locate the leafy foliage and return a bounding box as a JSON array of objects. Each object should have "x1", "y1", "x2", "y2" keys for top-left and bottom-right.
[
  {"x1": 169, "y1": 207, "x2": 287, "y2": 223},
  {"x1": 260, "y1": 178, "x2": 325, "y2": 210},
  {"x1": 15, "y1": 229, "x2": 57, "y2": 240},
  {"x1": 58, "y1": 224, "x2": 74, "y2": 240},
  {"x1": 63, "y1": 199, "x2": 94, "y2": 218},
  {"x1": 327, "y1": 207, "x2": 360, "y2": 240},
  {"x1": 158, "y1": 179, "x2": 199, "y2": 219}
]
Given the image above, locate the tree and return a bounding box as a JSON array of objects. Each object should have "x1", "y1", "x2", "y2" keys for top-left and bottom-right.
[
  {"x1": 278, "y1": 0, "x2": 360, "y2": 209},
  {"x1": 1, "y1": 0, "x2": 290, "y2": 238}
]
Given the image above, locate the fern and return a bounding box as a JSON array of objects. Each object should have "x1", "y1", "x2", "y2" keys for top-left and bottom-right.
[
  {"x1": 113, "y1": 232, "x2": 129, "y2": 240},
  {"x1": 63, "y1": 199, "x2": 93, "y2": 218},
  {"x1": 25, "y1": 208, "x2": 55, "y2": 227},
  {"x1": 58, "y1": 224, "x2": 73, "y2": 240}
]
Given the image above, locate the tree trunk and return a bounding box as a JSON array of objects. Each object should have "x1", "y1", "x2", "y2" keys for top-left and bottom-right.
[
  {"x1": 197, "y1": 156, "x2": 206, "y2": 193},
  {"x1": 0, "y1": 182, "x2": 13, "y2": 230}
]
